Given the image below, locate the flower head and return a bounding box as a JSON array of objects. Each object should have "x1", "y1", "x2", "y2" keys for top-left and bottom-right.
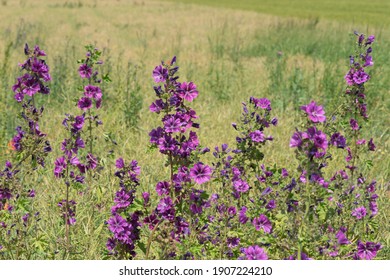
[
  {"x1": 252, "y1": 214, "x2": 272, "y2": 233},
  {"x1": 352, "y1": 206, "x2": 367, "y2": 220},
  {"x1": 356, "y1": 241, "x2": 381, "y2": 260},
  {"x1": 241, "y1": 245, "x2": 268, "y2": 260},
  {"x1": 190, "y1": 163, "x2": 212, "y2": 184},
  {"x1": 300, "y1": 101, "x2": 326, "y2": 123}
]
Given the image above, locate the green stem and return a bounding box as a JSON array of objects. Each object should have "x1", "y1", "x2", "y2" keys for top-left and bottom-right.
[{"x1": 145, "y1": 220, "x2": 164, "y2": 259}]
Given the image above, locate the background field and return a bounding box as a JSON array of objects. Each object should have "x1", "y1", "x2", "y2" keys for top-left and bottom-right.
[{"x1": 0, "y1": 0, "x2": 389, "y2": 259}]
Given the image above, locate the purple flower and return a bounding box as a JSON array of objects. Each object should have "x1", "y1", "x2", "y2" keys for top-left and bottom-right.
[
  {"x1": 156, "y1": 181, "x2": 170, "y2": 196},
  {"x1": 86, "y1": 153, "x2": 98, "y2": 170},
  {"x1": 369, "y1": 201, "x2": 378, "y2": 216},
  {"x1": 365, "y1": 35, "x2": 375, "y2": 45},
  {"x1": 79, "y1": 64, "x2": 92, "y2": 79},
  {"x1": 350, "y1": 118, "x2": 359, "y2": 130},
  {"x1": 113, "y1": 189, "x2": 133, "y2": 210},
  {"x1": 115, "y1": 158, "x2": 125, "y2": 169},
  {"x1": 266, "y1": 200, "x2": 276, "y2": 210},
  {"x1": 356, "y1": 241, "x2": 381, "y2": 260},
  {"x1": 368, "y1": 138, "x2": 376, "y2": 151},
  {"x1": 336, "y1": 229, "x2": 350, "y2": 245},
  {"x1": 241, "y1": 245, "x2": 268, "y2": 260},
  {"x1": 239, "y1": 206, "x2": 249, "y2": 224},
  {"x1": 107, "y1": 214, "x2": 128, "y2": 234},
  {"x1": 253, "y1": 214, "x2": 272, "y2": 233},
  {"x1": 54, "y1": 157, "x2": 67, "y2": 178},
  {"x1": 227, "y1": 237, "x2": 240, "y2": 248},
  {"x1": 249, "y1": 130, "x2": 265, "y2": 143},
  {"x1": 149, "y1": 127, "x2": 164, "y2": 144},
  {"x1": 227, "y1": 206, "x2": 237, "y2": 217},
  {"x1": 157, "y1": 197, "x2": 175, "y2": 220},
  {"x1": 106, "y1": 238, "x2": 116, "y2": 251},
  {"x1": 300, "y1": 101, "x2": 326, "y2": 123},
  {"x1": 152, "y1": 65, "x2": 168, "y2": 83},
  {"x1": 352, "y1": 206, "x2": 367, "y2": 220},
  {"x1": 290, "y1": 131, "x2": 303, "y2": 147},
  {"x1": 233, "y1": 179, "x2": 250, "y2": 193},
  {"x1": 252, "y1": 97, "x2": 271, "y2": 110},
  {"x1": 353, "y1": 69, "x2": 370, "y2": 84},
  {"x1": 164, "y1": 115, "x2": 182, "y2": 133},
  {"x1": 363, "y1": 55, "x2": 374, "y2": 67},
  {"x1": 72, "y1": 115, "x2": 84, "y2": 132},
  {"x1": 78, "y1": 97, "x2": 93, "y2": 110},
  {"x1": 158, "y1": 135, "x2": 177, "y2": 152},
  {"x1": 28, "y1": 189, "x2": 35, "y2": 198},
  {"x1": 22, "y1": 77, "x2": 41, "y2": 96},
  {"x1": 190, "y1": 163, "x2": 212, "y2": 184},
  {"x1": 84, "y1": 85, "x2": 102, "y2": 100},
  {"x1": 149, "y1": 99, "x2": 166, "y2": 113},
  {"x1": 345, "y1": 68, "x2": 355, "y2": 85},
  {"x1": 179, "y1": 82, "x2": 198, "y2": 102},
  {"x1": 330, "y1": 132, "x2": 346, "y2": 149},
  {"x1": 142, "y1": 192, "x2": 150, "y2": 205},
  {"x1": 312, "y1": 129, "x2": 328, "y2": 151}
]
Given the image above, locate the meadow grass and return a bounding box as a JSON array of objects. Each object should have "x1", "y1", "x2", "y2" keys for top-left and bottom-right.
[{"x1": 0, "y1": 0, "x2": 389, "y2": 259}]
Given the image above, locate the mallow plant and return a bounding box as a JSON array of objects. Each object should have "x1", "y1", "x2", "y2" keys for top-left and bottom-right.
[
  {"x1": 0, "y1": 44, "x2": 51, "y2": 259},
  {"x1": 107, "y1": 57, "x2": 213, "y2": 259},
  {"x1": 54, "y1": 45, "x2": 108, "y2": 256}
]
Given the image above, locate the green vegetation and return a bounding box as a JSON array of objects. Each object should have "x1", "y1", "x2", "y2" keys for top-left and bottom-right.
[
  {"x1": 161, "y1": 0, "x2": 390, "y2": 27},
  {"x1": 0, "y1": 0, "x2": 388, "y2": 259}
]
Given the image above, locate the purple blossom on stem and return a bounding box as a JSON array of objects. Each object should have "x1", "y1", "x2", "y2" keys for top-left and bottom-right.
[
  {"x1": 79, "y1": 64, "x2": 92, "y2": 79},
  {"x1": 179, "y1": 82, "x2": 198, "y2": 102},
  {"x1": 190, "y1": 163, "x2": 212, "y2": 184},
  {"x1": 240, "y1": 245, "x2": 268, "y2": 260},
  {"x1": 152, "y1": 65, "x2": 168, "y2": 83},
  {"x1": 249, "y1": 130, "x2": 265, "y2": 143},
  {"x1": 356, "y1": 241, "x2": 381, "y2": 260},
  {"x1": 252, "y1": 214, "x2": 272, "y2": 233},
  {"x1": 300, "y1": 101, "x2": 326, "y2": 123},
  {"x1": 350, "y1": 118, "x2": 359, "y2": 130},
  {"x1": 352, "y1": 206, "x2": 367, "y2": 220}
]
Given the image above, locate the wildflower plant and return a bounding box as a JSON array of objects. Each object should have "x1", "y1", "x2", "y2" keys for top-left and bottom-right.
[
  {"x1": 54, "y1": 45, "x2": 109, "y2": 254},
  {"x1": 106, "y1": 158, "x2": 142, "y2": 259},
  {"x1": 0, "y1": 44, "x2": 51, "y2": 259},
  {"x1": 284, "y1": 32, "x2": 381, "y2": 259}
]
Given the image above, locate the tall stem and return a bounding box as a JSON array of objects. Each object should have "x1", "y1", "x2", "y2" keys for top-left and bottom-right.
[
  {"x1": 88, "y1": 109, "x2": 93, "y2": 155},
  {"x1": 145, "y1": 220, "x2": 163, "y2": 259}
]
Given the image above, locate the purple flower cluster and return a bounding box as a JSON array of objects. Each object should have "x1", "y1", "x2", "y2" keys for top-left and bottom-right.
[
  {"x1": 54, "y1": 46, "x2": 107, "y2": 231},
  {"x1": 107, "y1": 159, "x2": 141, "y2": 258},
  {"x1": 290, "y1": 126, "x2": 328, "y2": 158},
  {"x1": 9, "y1": 45, "x2": 52, "y2": 167},
  {"x1": 149, "y1": 58, "x2": 201, "y2": 160},
  {"x1": 12, "y1": 44, "x2": 51, "y2": 102},
  {"x1": 239, "y1": 245, "x2": 268, "y2": 260},
  {"x1": 58, "y1": 200, "x2": 76, "y2": 225}
]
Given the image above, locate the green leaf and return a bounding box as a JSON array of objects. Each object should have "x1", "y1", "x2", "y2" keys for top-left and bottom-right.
[
  {"x1": 102, "y1": 73, "x2": 112, "y2": 83},
  {"x1": 316, "y1": 202, "x2": 328, "y2": 222},
  {"x1": 138, "y1": 241, "x2": 147, "y2": 255}
]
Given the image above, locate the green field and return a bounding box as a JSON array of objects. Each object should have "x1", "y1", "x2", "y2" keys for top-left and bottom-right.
[
  {"x1": 161, "y1": 0, "x2": 390, "y2": 27},
  {"x1": 0, "y1": 0, "x2": 389, "y2": 259}
]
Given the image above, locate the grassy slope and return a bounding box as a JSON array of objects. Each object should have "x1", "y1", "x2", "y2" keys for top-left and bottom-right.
[{"x1": 0, "y1": 0, "x2": 389, "y2": 259}]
